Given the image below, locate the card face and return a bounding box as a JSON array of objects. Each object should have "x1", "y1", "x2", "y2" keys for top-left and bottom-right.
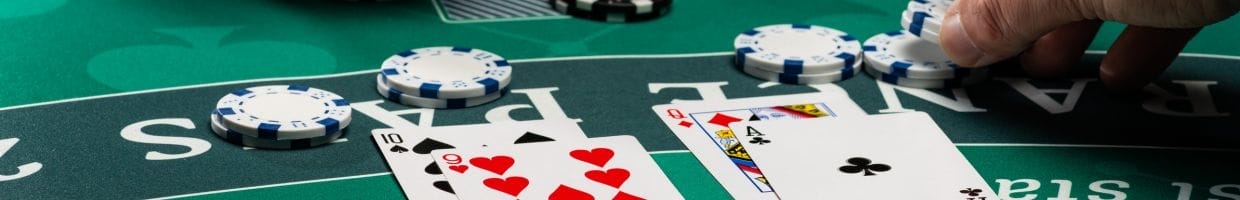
[
  {"x1": 731, "y1": 112, "x2": 997, "y2": 199},
  {"x1": 370, "y1": 120, "x2": 589, "y2": 200},
  {"x1": 650, "y1": 92, "x2": 865, "y2": 199},
  {"x1": 432, "y1": 135, "x2": 683, "y2": 200}
]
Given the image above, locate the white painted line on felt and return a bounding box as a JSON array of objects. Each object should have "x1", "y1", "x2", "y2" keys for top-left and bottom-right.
[
  {"x1": 1085, "y1": 50, "x2": 1240, "y2": 61},
  {"x1": 147, "y1": 172, "x2": 392, "y2": 200},
  {"x1": 0, "y1": 51, "x2": 733, "y2": 111},
  {"x1": 649, "y1": 149, "x2": 690, "y2": 154},
  {"x1": 955, "y1": 143, "x2": 1240, "y2": 152},
  {"x1": 151, "y1": 150, "x2": 688, "y2": 199},
  {"x1": 152, "y1": 142, "x2": 1238, "y2": 199},
  {"x1": 3, "y1": 51, "x2": 1233, "y2": 112},
  {"x1": 517, "y1": 52, "x2": 735, "y2": 63}
]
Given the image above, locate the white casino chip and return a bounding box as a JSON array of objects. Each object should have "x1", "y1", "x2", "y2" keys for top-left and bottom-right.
[
  {"x1": 862, "y1": 31, "x2": 984, "y2": 79},
  {"x1": 214, "y1": 85, "x2": 352, "y2": 140},
  {"x1": 210, "y1": 115, "x2": 341, "y2": 150},
  {"x1": 573, "y1": 0, "x2": 664, "y2": 14},
  {"x1": 864, "y1": 65, "x2": 987, "y2": 89},
  {"x1": 554, "y1": 0, "x2": 671, "y2": 22},
  {"x1": 380, "y1": 46, "x2": 512, "y2": 99},
  {"x1": 741, "y1": 55, "x2": 862, "y2": 85},
  {"x1": 904, "y1": 0, "x2": 954, "y2": 43},
  {"x1": 902, "y1": 13, "x2": 942, "y2": 44},
  {"x1": 376, "y1": 74, "x2": 503, "y2": 109},
  {"x1": 907, "y1": 0, "x2": 950, "y2": 18},
  {"x1": 734, "y1": 24, "x2": 863, "y2": 75},
  {"x1": 903, "y1": 10, "x2": 941, "y2": 34}
]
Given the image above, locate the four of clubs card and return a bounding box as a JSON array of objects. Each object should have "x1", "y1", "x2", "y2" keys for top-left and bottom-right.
[
  {"x1": 732, "y1": 112, "x2": 996, "y2": 199},
  {"x1": 651, "y1": 93, "x2": 866, "y2": 199}
]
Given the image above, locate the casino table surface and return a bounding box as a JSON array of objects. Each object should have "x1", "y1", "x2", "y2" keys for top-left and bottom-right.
[{"x1": 2, "y1": 0, "x2": 1239, "y2": 199}]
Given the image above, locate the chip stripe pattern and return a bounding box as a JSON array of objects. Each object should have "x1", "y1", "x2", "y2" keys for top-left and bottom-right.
[
  {"x1": 552, "y1": 0, "x2": 671, "y2": 22},
  {"x1": 210, "y1": 115, "x2": 341, "y2": 150},
  {"x1": 380, "y1": 47, "x2": 512, "y2": 99},
  {"x1": 864, "y1": 65, "x2": 987, "y2": 88},
  {"x1": 862, "y1": 31, "x2": 985, "y2": 79},
  {"x1": 376, "y1": 74, "x2": 503, "y2": 109},
  {"x1": 214, "y1": 85, "x2": 352, "y2": 140},
  {"x1": 740, "y1": 54, "x2": 862, "y2": 84},
  {"x1": 734, "y1": 24, "x2": 862, "y2": 74}
]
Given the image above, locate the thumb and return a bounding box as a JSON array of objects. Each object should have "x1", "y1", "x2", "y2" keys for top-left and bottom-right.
[{"x1": 940, "y1": 0, "x2": 1090, "y2": 67}]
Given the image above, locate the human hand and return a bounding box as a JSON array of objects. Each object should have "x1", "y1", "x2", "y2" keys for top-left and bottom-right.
[{"x1": 940, "y1": 0, "x2": 1239, "y2": 91}]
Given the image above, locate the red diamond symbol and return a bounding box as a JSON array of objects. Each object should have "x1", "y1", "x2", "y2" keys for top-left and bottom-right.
[
  {"x1": 707, "y1": 114, "x2": 742, "y2": 127},
  {"x1": 678, "y1": 121, "x2": 694, "y2": 128}
]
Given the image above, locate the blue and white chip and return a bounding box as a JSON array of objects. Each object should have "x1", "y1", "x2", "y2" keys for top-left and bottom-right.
[
  {"x1": 907, "y1": 0, "x2": 949, "y2": 18},
  {"x1": 864, "y1": 64, "x2": 987, "y2": 89},
  {"x1": 214, "y1": 85, "x2": 352, "y2": 140},
  {"x1": 902, "y1": 10, "x2": 942, "y2": 44},
  {"x1": 863, "y1": 31, "x2": 984, "y2": 79},
  {"x1": 903, "y1": 17, "x2": 942, "y2": 44},
  {"x1": 380, "y1": 47, "x2": 512, "y2": 99},
  {"x1": 210, "y1": 115, "x2": 341, "y2": 150},
  {"x1": 734, "y1": 24, "x2": 862, "y2": 74},
  {"x1": 376, "y1": 74, "x2": 503, "y2": 109},
  {"x1": 740, "y1": 54, "x2": 862, "y2": 85},
  {"x1": 903, "y1": 0, "x2": 952, "y2": 44},
  {"x1": 904, "y1": 10, "x2": 940, "y2": 37}
]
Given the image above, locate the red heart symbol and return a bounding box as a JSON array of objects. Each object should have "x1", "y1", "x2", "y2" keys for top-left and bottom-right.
[
  {"x1": 612, "y1": 191, "x2": 645, "y2": 200},
  {"x1": 483, "y1": 176, "x2": 529, "y2": 197},
  {"x1": 585, "y1": 168, "x2": 630, "y2": 188},
  {"x1": 448, "y1": 165, "x2": 468, "y2": 173},
  {"x1": 570, "y1": 148, "x2": 615, "y2": 167},
  {"x1": 549, "y1": 185, "x2": 595, "y2": 200},
  {"x1": 470, "y1": 156, "x2": 515, "y2": 175}
]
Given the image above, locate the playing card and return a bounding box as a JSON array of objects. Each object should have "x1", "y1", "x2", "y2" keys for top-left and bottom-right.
[
  {"x1": 370, "y1": 120, "x2": 589, "y2": 200},
  {"x1": 731, "y1": 112, "x2": 997, "y2": 199},
  {"x1": 650, "y1": 92, "x2": 865, "y2": 199},
  {"x1": 431, "y1": 135, "x2": 683, "y2": 200}
]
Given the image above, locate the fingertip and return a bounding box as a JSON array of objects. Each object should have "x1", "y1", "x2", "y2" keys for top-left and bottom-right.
[
  {"x1": 941, "y1": 13, "x2": 1002, "y2": 67},
  {"x1": 1098, "y1": 66, "x2": 1146, "y2": 92},
  {"x1": 1099, "y1": 26, "x2": 1201, "y2": 92},
  {"x1": 1019, "y1": 20, "x2": 1104, "y2": 77}
]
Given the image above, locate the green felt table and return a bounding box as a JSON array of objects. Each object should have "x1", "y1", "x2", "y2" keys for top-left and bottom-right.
[{"x1": 1, "y1": 0, "x2": 1239, "y2": 199}]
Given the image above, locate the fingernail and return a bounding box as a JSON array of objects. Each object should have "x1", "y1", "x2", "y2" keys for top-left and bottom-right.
[{"x1": 942, "y1": 15, "x2": 1000, "y2": 67}]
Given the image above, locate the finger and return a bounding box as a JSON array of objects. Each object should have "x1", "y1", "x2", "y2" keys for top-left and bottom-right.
[
  {"x1": 940, "y1": 0, "x2": 1091, "y2": 67},
  {"x1": 1099, "y1": 26, "x2": 1201, "y2": 92},
  {"x1": 1018, "y1": 20, "x2": 1103, "y2": 77},
  {"x1": 940, "y1": 0, "x2": 1238, "y2": 68},
  {"x1": 1092, "y1": 0, "x2": 1240, "y2": 28}
]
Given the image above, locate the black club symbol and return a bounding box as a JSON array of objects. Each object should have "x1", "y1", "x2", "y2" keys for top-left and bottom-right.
[
  {"x1": 838, "y1": 157, "x2": 891, "y2": 176},
  {"x1": 960, "y1": 188, "x2": 983, "y2": 196},
  {"x1": 748, "y1": 137, "x2": 771, "y2": 145}
]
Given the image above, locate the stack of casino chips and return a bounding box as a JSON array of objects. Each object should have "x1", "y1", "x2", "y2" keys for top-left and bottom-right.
[
  {"x1": 733, "y1": 24, "x2": 863, "y2": 85},
  {"x1": 211, "y1": 85, "x2": 352, "y2": 149},
  {"x1": 551, "y1": 0, "x2": 672, "y2": 23},
  {"x1": 375, "y1": 46, "x2": 512, "y2": 109},
  {"x1": 861, "y1": 0, "x2": 988, "y2": 89}
]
